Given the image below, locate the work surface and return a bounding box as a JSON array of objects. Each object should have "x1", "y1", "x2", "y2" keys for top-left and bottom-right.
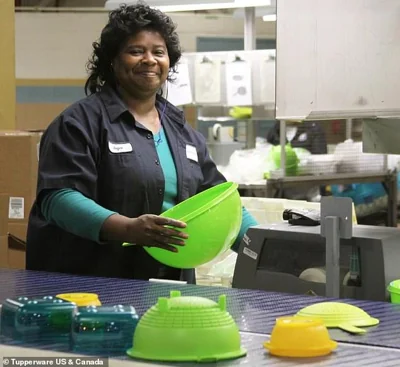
[
  {"x1": 2, "y1": 332, "x2": 400, "y2": 367},
  {"x1": 1, "y1": 269, "x2": 400, "y2": 366}
]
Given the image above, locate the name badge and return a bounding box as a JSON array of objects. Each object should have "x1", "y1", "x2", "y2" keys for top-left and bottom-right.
[
  {"x1": 186, "y1": 144, "x2": 198, "y2": 162},
  {"x1": 108, "y1": 142, "x2": 133, "y2": 153}
]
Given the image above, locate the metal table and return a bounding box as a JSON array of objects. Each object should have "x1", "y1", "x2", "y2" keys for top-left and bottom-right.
[{"x1": 1, "y1": 269, "x2": 400, "y2": 366}]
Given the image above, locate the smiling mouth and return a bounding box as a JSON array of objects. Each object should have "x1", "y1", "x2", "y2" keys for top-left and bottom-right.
[{"x1": 137, "y1": 71, "x2": 159, "y2": 77}]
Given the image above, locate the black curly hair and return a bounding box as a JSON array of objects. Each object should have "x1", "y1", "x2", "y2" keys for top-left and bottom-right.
[{"x1": 84, "y1": 1, "x2": 182, "y2": 95}]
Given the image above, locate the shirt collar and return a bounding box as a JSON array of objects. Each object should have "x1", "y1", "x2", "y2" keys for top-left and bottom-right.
[
  {"x1": 155, "y1": 94, "x2": 185, "y2": 127},
  {"x1": 98, "y1": 84, "x2": 128, "y2": 122},
  {"x1": 98, "y1": 83, "x2": 185, "y2": 126}
]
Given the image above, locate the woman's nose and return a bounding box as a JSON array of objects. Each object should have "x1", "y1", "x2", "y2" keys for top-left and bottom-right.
[{"x1": 142, "y1": 52, "x2": 156, "y2": 64}]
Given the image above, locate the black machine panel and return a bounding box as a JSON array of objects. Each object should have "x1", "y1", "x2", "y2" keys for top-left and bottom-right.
[{"x1": 232, "y1": 223, "x2": 400, "y2": 302}]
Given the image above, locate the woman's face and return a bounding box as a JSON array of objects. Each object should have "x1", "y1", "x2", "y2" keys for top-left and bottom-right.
[{"x1": 113, "y1": 29, "x2": 170, "y2": 99}]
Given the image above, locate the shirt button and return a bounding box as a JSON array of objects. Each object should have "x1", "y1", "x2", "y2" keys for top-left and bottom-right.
[
  {"x1": 147, "y1": 134, "x2": 152, "y2": 139},
  {"x1": 155, "y1": 159, "x2": 160, "y2": 165},
  {"x1": 158, "y1": 189, "x2": 163, "y2": 195}
]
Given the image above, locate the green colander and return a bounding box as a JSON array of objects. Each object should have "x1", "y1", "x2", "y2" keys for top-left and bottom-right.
[
  {"x1": 127, "y1": 290, "x2": 246, "y2": 363},
  {"x1": 295, "y1": 302, "x2": 379, "y2": 334},
  {"x1": 123, "y1": 181, "x2": 242, "y2": 269}
]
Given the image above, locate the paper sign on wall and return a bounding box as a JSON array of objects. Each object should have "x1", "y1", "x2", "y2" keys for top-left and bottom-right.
[
  {"x1": 166, "y1": 63, "x2": 193, "y2": 106},
  {"x1": 9, "y1": 197, "x2": 24, "y2": 220},
  {"x1": 225, "y1": 60, "x2": 252, "y2": 106},
  {"x1": 194, "y1": 58, "x2": 221, "y2": 104}
]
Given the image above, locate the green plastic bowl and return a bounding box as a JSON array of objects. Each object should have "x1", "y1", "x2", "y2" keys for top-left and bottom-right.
[
  {"x1": 126, "y1": 290, "x2": 246, "y2": 363},
  {"x1": 387, "y1": 280, "x2": 400, "y2": 303},
  {"x1": 143, "y1": 181, "x2": 242, "y2": 269}
]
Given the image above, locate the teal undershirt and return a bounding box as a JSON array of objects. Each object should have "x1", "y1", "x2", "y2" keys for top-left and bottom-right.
[
  {"x1": 155, "y1": 128, "x2": 178, "y2": 212},
  {"x1": 41, "y1": 128, "x2": 258, "y2": 251}
]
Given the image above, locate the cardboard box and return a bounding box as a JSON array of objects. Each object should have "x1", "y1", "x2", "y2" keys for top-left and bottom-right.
[
  {"x1": 8, "y1": 222, "x2": 28, "y2": 243},
  {"x1": 16, "y1": 103, "x2": 68, "y2": 131},
  {"x1": 0, "y1": 195, "x2": 8, "y2": 268},
  {"x1": 0, "y1": 195, "x2": 27, "y2": 269},
  {"x1": 0, "y1": 194, "x2": 8, "y2": 236},
  {"x1": 0, "y1": 235, "x2": 7, "y2": 268},
  {"x1": 0, "y1": 131, "x2": 42, "y2": 224},
  {"x1": 7, "y1": 234, "x2": 26, "y2": 269},
  {"x1": 0, "y1": 131, "x2": 40, "y2": 270}
]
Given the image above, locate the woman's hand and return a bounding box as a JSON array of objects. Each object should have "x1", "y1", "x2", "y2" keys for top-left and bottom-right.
[
  {"x1": 126, "y1": 214, "x2": 188, "y2": 252},
  {"x1": 100, "y1": 213, "x2": 188, "y2": 252}
]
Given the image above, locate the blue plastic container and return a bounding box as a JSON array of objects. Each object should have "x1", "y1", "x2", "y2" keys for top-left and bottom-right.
[
  {"x1": 70, "y1": 305, "x2": 139, "y2": 355},
  {"x1": 0, "y1": 296, "x2": 77, "y2": 342}
]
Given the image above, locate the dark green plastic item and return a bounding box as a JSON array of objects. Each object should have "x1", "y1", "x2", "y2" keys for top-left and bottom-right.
[{"x1": 127, "y1": 290, "x2": 246, "y2": 363}]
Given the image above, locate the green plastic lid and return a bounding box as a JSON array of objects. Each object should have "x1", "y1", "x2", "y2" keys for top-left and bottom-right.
[
  {"x1": 295, "y1": 302, "x2": 379, "y2": 334},
  {"x1": 127, "y1": 290, "x2": 246, "y2": 363}
]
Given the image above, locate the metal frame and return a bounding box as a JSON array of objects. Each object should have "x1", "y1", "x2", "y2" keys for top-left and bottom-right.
[{"x1": 238, "y1": 170, "x2": 398, "y2": 227}]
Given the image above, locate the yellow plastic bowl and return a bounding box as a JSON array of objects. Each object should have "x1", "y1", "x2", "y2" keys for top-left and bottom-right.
[
  {"x1": 264, "y1": 317, "x2": 337, "y2": 358},
  {"x1": 145, "y1": 182, "x2": 242, "y2": 269}
]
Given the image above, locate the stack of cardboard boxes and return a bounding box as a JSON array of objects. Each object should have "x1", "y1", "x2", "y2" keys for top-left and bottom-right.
[{"x1": 0, "y1": 131, "x2": 42, "y2": 269}]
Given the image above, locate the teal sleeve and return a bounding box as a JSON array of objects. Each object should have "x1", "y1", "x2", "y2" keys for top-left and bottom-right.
[
  {"x1": 41, "y1": 189, "x2": 117, "y2": 243},
  {"x1": 231, "y1": 207, "x2": 258, "y2": 252}
]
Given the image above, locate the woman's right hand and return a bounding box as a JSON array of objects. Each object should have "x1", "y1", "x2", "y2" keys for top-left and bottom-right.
[
  {"x1": 125, "y1": 214, "x2": 188, "y2": 252},
  {"x1": 100, "y1": 213, "x2": 188, "y2": 252}
]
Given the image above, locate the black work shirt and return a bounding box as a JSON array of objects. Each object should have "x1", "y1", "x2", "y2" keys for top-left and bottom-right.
[{"x1": 26, "y1": 84, "x2": 226, "y2": 282}]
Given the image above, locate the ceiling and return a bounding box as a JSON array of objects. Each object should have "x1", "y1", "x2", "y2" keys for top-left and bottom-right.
[
  {"x1": 15, "y1": 0, "x2": 275, "y2": 16},
  {"x1": 16, "y1": 0, "x2": 106, "y2": 6},
  {"x1": 15, "y1": 0, "x2": 233, "y2": 14}
]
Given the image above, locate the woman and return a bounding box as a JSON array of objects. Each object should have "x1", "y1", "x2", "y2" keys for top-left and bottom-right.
[{"x1": 26, "y1": 3, "x2": 258, "y2": 283}]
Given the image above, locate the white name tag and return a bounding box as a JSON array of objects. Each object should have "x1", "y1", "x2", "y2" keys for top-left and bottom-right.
[
  {"x1": 186, "y1": 144, "x2": 198, "y2": 162},
  {"x1": 108, "y1": 142, "x2": 133, "y2": 153}
]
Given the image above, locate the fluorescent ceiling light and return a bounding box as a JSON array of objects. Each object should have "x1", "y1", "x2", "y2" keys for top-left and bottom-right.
[
  {"x1": 262, "y1": 14, "x2": 276, "y2": 21},
  {"x1": 233, "y1": 6, "x2": 275, "y2": 18},
  {"x1": 105, "y1": 0, "x2": 272, "y2": 12}
]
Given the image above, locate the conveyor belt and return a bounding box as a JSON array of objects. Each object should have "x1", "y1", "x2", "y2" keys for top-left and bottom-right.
[
  {"x1": 2, "y1": 332, "x2": 400, "y2": 367},
  {"x1": 0, "y1": 269, "x2": 400, "y2": 351}
]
